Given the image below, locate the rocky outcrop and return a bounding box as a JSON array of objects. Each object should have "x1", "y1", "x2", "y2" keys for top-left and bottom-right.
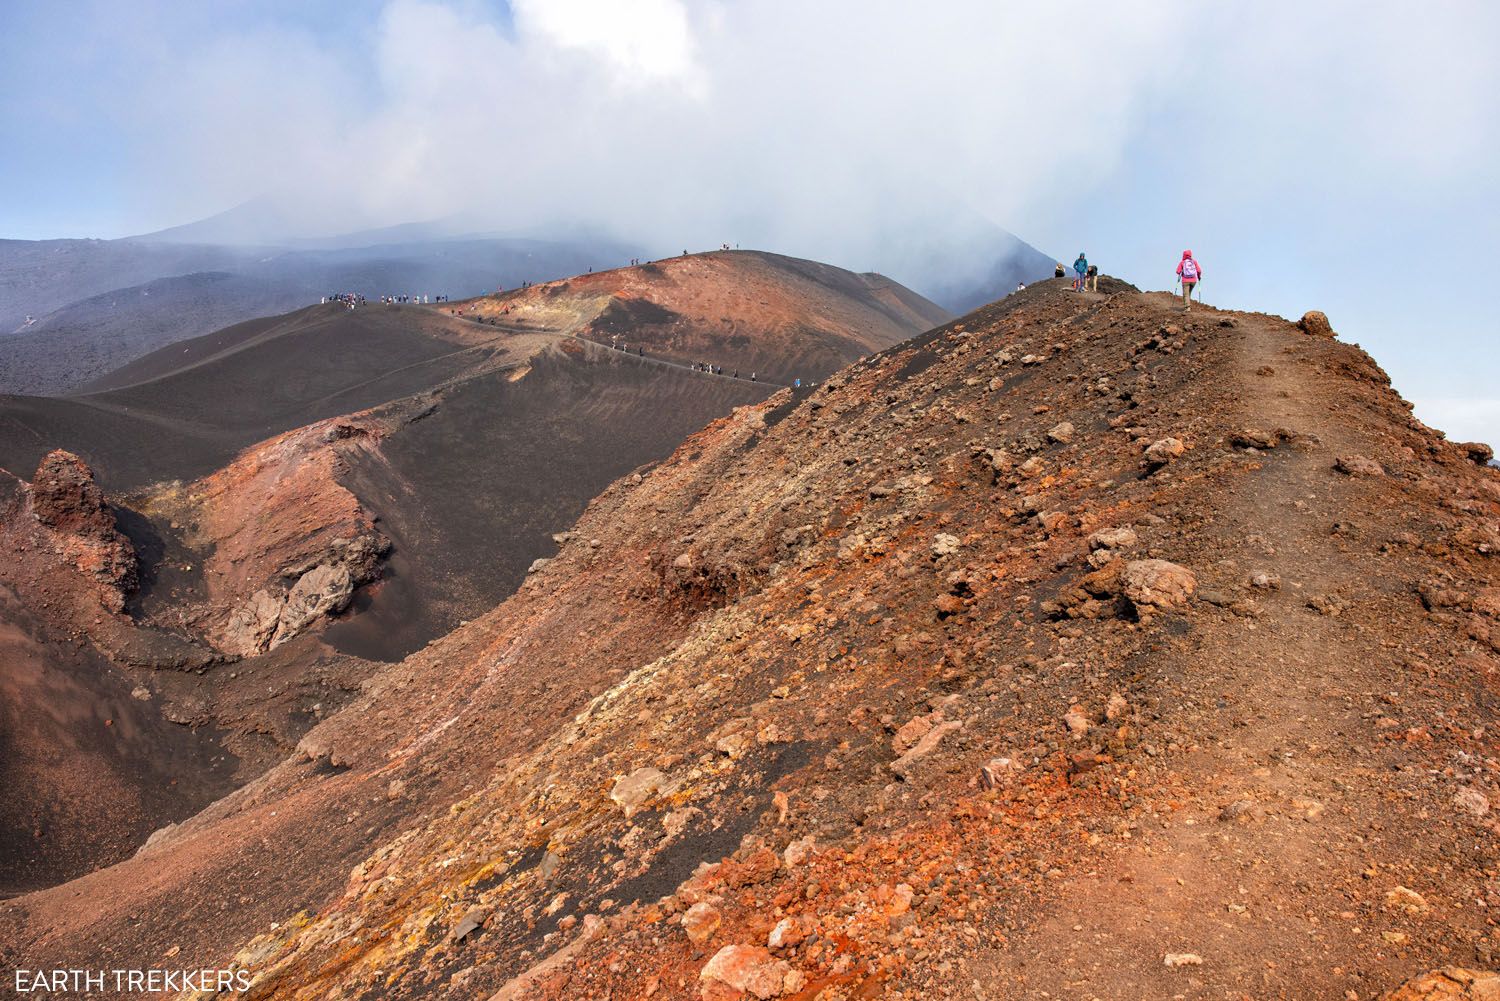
[
  {"x1": 274, "y1": 564, "x2": 356, "y2": 643},
  {"x1": 1458, "y1": 441, "x2": 1495, "y2": 466},
  {"x1": 25, "y1": 449, "x2": 136, "y2": 611},
  {"x1": 1383, "y1": 969, "x2": 1500, "y2": 1000},
  {"x1": 139, "y1": 419, "x2": 391, "y2": 655},
  {"x1": 1298, "y1": 309, "x2": 1335, "y2": 338},
  {"x1": 33, "y1": 450, "x2": 118, "y2": 536},
  {"x1": 221, "y1": 563, "x2": 358, "y2": 656},
  {"x1": 609, "y1": 766, "x2": 668, "y2": 818},
  {"x1": 222, "y1": 589, "x2": 283, "y2": 656}
]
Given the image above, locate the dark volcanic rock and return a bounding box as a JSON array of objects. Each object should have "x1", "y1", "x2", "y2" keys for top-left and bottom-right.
[
  {"x1": 28, "y1": 449, "x2": 136, "y2": 607},
  {"x1": 32, "y1": 449, "x2": 120, "y2": 539}
]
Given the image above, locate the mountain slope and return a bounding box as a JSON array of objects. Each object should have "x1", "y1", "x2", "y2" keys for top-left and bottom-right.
[
  {"x1": 0, "y1": 254, "x2": 943, "y2": 889},
  {"x1": 455, "y1": 250, "x2": 952, "y2": 383},
  {"x1": 0, "y1": 252, "x2": 943, "y2": 652},
  {"x1": 0, "y1": 303, "x2": 500, "y2": 488},
  {"x1": 892, "y1": 224, "x2": 1058, "y2": 314},
  {"x1": 0, "y1": 238, "x2": 254, "y2": 333},
  {"x1": 5, "y1": 279, "x2": 1497, "y2": 999}
]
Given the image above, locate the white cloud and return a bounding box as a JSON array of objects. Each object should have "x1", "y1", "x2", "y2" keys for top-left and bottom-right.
[{"x1": 511, "y1": 0, "x2": 702, "y2": 89}]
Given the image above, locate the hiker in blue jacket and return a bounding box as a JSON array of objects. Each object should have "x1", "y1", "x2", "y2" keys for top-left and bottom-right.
[{"x1": 1073, "y1": 252, "x2": 1088, "y2": 291}]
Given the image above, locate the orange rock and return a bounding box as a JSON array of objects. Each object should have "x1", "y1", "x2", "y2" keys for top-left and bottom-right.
[
  {"x1": 682, "y1": 900, "x2": 722, "y2": 945},
  {"x1": 1382, "y1": 968, "x2": 1500, "y2": 1000},
  {"x1": 700, "y1": 944, "x2": 802, "y2": 1000}
]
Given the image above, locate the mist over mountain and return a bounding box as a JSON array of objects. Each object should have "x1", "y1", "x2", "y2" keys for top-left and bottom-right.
[
  {"x1": 0, "y1": 231, "x2": 641, "y2": 394},
  {"x1": 0, "y1": 198, "x2": 1049, "y2": 395}
]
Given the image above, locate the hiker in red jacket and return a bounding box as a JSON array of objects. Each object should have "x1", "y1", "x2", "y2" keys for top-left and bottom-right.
[{"x1": 1176, "y1": 250, "x2": 1202, "y2": 310}]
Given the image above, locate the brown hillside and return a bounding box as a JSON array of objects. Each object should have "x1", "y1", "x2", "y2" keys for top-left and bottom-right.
[
  {"x1": 0, "y1": 255, "x2": 944, "y2": 894},
  {"x1": 4, "y1": 280, "x2": 1499, "y2": 1000},
  {"x1": 452, "y1": 250, "x2": 951, "y2": 383}
]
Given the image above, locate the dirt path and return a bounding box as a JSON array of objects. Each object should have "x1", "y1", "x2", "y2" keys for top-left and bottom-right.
[
  {"x1": 446, "y1": 307, "x2": 794, "y2": 389},
  {"x1": 986, "y1": 295, "x2": 1473, "y2": 999}
]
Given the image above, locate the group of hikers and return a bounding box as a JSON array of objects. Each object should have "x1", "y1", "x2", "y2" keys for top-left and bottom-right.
[
  {"x1": 692, "y1": 360, "x2": 756, "y2": 382},
  {"x1": 624, "y1": 246, "x2": 734, "y2": 268},
  {"x1": 379, "y1": 294, "x2": 448, "y2": 305},
  {"x1": 323, "y1": 292, "x2": 457, "y2": 308},
  {"x1": 602, "y1": 337, "x2": 761, "y2": 382},
  {"x1": 1044, "y1": 249, "x2": 1205, "y2": 310},
  {"x1": 1054, "y1": 254, "x2": 1101, "y2": 292}
]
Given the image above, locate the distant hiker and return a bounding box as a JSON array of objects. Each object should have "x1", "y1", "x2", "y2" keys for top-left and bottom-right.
[
  {"x1": 794, "y1": 378, "x2": 801, "y2": 388},
  {"x1": 751, "y1": 372, "x2": 757, "y2": 382},
  {"x1": 1073, "y1": 253, "x2": 1088, "y2": 291},
  {"x1": 1176, "y1": 250, "x2": 1202, "y2": 310},
  {"x1": 1054, "y1": 263, "x2": 1066, "y2": 279},
  {"x1": 1016, "y1": 283, "x2": 1026, "y2": 292},
  {"x1": 1086, "y1": 263, "x2": 1099, "y2": 292}
]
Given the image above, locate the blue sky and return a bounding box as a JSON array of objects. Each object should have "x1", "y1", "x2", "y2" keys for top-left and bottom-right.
[{"x1": 2, "y1": 0, "x2": 1496, "y2": 442}]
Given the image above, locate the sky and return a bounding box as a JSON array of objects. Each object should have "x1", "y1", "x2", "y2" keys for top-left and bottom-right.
[{"x1": 2, "y1": 0, "x2": 1497, "y2": 442}]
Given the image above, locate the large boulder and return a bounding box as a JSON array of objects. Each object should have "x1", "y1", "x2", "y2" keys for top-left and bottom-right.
[
  {"x1": 1458, "y1": 441, "x2": 1495, "y2": 466},
  {"x1": 1298, "y1": 310, "x2": 1335, "y2": 338},
  {"x1": 610, "y1": 767, "x2": 667, "y2": 818},
  {"x1": 1121, "y1": 559, "x2": 1197, "y2": 610},
  {"x1": 699, "y1": 944, "x2": 802, "y2": 1000},
  {"x1": 271, "y1": 564, "x2": 354, "y2": 646},
  {"x1": 1087, "y1": 526, "x2": 1139, "y2": 552},
  {"x1": 1142, "y1": 437, "x2": 1186, "y2": 470},
  {"x1": 223, "y1": 590, "x2": 284, "y2": 657},
  {"x1": 1335, "y1": 454, "x2": 1385, "y2": 477}
]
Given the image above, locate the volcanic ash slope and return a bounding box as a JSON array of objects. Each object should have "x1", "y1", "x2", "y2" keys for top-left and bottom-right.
[{"x1": 7, "y1": 279, "x2": 1500, "y2": 1001}]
